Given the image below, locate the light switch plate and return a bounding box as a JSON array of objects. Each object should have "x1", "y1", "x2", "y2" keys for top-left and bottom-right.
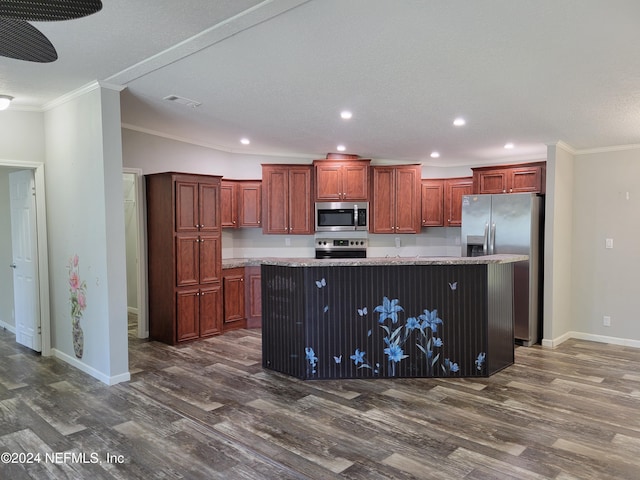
[{"x1": 605, "y1": 238, "x2": 614, "y2": 249}]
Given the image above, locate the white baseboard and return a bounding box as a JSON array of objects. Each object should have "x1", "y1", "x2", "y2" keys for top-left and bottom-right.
[
  {"x1": 0, "y1": 319, "x2": 16, "y2": 334},
  {"x1": 542, "y1": 331, "x2": 640, "y2": 349},
  {"x1": 52, "y1": 348, "x2": 131, "y2": 386},
  {"x1": 127, "y1": 306, "x2": 139, "y2": 315}
]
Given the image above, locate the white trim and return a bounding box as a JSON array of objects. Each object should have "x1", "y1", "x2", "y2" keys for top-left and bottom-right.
[
  {"x1": 0, "y1": 320, "x2": 16, "y2": 334},
  {"x1": 52, "y1": 348, "x2": 131, "y2": 385},
  {"x1": 542, "y1": 331, "x2": 640, "y2": 349},
  {"x1": 553, "y1": 140, "x2": 577, "y2": 155},
  {"x1": 574, "y1": 143, "x2": 640, "y2": 156},
  {"x1": 42, "y1": 81, "x2": 101, "y2": 111},
  {"x1": 123, "y1": 168, "x2": 149, "y2": 339}
]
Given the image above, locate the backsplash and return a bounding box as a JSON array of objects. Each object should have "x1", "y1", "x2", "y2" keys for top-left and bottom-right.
[{"x1": 222, "y1": 227, "x2": 462, "y2": 259}]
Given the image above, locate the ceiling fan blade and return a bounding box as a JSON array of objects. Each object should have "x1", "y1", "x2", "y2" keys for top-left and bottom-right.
[
  {"x1": 0, "y1": 0, "x2": 102, "y2": 22},
  {"x1": 0, "y1": 18, "x2": 57, "y2": 62}
]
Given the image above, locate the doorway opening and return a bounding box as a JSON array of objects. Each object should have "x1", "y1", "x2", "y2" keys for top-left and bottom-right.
[
  {"x1": 0, "y1": 160, "x2": 51, "y2": 355},
  {"x1": 123, "y1": 169, "x2": 147, "y2": 339}
]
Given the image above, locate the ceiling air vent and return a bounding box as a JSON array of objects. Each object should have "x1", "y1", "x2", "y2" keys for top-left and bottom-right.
[{"x1": 163, "y1": 95, "x2": 201, "y2": 108}]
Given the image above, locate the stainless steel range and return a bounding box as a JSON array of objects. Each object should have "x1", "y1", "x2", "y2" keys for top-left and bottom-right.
[{"x1": 315, "y1": 238, "x2": 368, "y2": 259}]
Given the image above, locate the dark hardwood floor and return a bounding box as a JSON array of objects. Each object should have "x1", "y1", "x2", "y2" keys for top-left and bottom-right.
[{"x1": 1, "y1": 318, "x2": 639, "y2": 479}]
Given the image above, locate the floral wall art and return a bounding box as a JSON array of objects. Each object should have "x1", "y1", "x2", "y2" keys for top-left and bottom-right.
[{"x1": 68, "y1": 254, "x2": 87, "y2": 358}]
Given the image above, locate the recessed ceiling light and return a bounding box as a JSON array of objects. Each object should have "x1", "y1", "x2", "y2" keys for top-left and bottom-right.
[
  {"x1": 430, "y1": 151, "x2": 440, "y2": 158},
  {"x1": 336, "y1": 144, "x2": 346, "y2": 152},
  {"x1": 340, "y1": 110, "x2": 352, "y2": 120},
  {"x1": 504, "y1": 142, "x2": 515, "y2": 149},
  {"x1": 453, "y1": 117, "x2": 466, "y2": 127},
  {"x1": 240, "y1": 138, "x2": 250, "y2": 145},
  {"x1": 0, "y1": 95, "x2": 13, "y2": 110}
]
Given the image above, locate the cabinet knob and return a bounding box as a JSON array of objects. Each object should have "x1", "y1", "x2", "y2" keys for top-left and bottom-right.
[{"x1": 196, "y1": 292, "x2": 200, "y2": 296}]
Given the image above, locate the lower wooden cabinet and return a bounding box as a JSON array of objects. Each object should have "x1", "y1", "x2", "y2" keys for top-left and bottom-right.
[
  {"x1": 176, "y1": 285, "x2": 223, "y2": 341},
  {"x1": 245, "y1": 265, "x2": 262, "y2": 329},
  {"x1": 223, "y1": 268, "x2": 247, "y2": 331}
]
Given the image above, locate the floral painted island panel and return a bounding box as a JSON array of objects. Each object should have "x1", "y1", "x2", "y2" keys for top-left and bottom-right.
[{"x1": 262, "y1": 263, "x2": 514, "y2": 379}]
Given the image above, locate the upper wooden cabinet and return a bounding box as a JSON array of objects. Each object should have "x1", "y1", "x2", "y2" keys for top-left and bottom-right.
[
  {"x1": 175, "y1": 180, "x2": 220, "y2": 233},
  {"x1": 472, "y1": 162, "x2": 546, "y2": 194},
  {"x1": 444, "y1": 177, "x2": 473, "y2": 227},
  {"x1": 314, "y1": 158, "x2": 371, "y2": 201},
  {"x1": 421, "y1": 179, "x2": 444, "y2": 227},
  {"x1": 262, "y1": 164, "x2": 314, "y2": 235},
  {"x1": 370, "y1": 165, "x2": 421, "y2": 234},
  {"x1": 221, "y1": 180, "x2": 262, "y2": 228}
]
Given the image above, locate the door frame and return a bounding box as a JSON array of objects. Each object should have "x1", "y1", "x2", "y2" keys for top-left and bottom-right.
[
  {"x1": 1, "y1": 159, "x2": 51, "y2": 356},
  {"x1": 123, "y1": 168, "x2": 148, "y2": 338}
]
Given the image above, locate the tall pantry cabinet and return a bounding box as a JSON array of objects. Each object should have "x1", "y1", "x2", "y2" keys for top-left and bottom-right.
[{"x1": 146, "y1": 172, "x2": 223, "y2": 345}]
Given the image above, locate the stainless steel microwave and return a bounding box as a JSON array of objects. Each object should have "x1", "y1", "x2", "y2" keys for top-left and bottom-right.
[{"x1": 315, "y1": 202, "x2": 368, "y2": 232}]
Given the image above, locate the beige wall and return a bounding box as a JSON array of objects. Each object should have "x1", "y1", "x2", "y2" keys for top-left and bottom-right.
[
  {"x1": 542, "y1": 144, "x2": 575, "y2": 344},
  {"x1": 571, "y1": 147, "x2": 640, "y2": 343}
]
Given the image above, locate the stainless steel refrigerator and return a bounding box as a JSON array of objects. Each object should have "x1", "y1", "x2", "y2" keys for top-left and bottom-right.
[{"x1": 461, "y1": 193, "x2": 543, "y2": 346}]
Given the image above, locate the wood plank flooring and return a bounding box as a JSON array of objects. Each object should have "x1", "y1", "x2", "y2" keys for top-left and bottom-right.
[{"x1": 1, "y1": 319, "x2": 639, "y2": 479}]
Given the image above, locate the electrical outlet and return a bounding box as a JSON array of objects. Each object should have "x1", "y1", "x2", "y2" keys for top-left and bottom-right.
[
  {"x1": 603, "y1": 315, "x2": 611, "y2": 327},
  {"x1": 394, "y1": 237, "x2": 401, "y2": 248},
  {"x1": 285, "y1": 237, "x2": 291, "y2": 246}
]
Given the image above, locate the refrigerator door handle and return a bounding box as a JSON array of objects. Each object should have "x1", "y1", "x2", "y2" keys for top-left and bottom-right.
[
  {"x1": 490, "y1": 223, "x2": 496, "y2": 254},
  {"x1": 483, "y1": 222, "x2": 489, "y2": 255}
]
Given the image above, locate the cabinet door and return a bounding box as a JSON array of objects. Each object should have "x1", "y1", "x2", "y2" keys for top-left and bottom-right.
[
  {"x1": 199, "y1": 235, "x2": 221, "y2": 284},
  {"x1": 199, "y1": 182, "x2": 220, "y2": 232},
  {"x1": 476, "y1": 170, "x2": 508, "y2": 194},
  {"x1": 343, "y1": 163, "x2": 370, "y2": 201},
  {"x1": 288, "y1": 166, "x2": 313, "y2": 234},
  {"x1": 371, "y1": 167, "x2": 396, "y2": 233},
  {"x1": 262, "y1": 166, "x2": 289, "y2": 234},
  {"x1": 238, "y1": 181, "x2": 262, "y2": 227},
  {"x1": 175, "y1": 180, "x2": 199, "y2": 232},
  {"x1": 176, "y1": 288, "x2": 199, "y2": 342},
  {"x1": 394, "y1": 166, "x2": 421, "y2": 233},
  {"x1": 510, "y1": 166, "x2": 543, "y2": 193},
  {"x1": 176, "y1": 235, "x2": 199, "y2": 286},
  {"x1": 220, "y1": 181, "x2": 237, "y2": 228},
  {"x1": 200, "y1": 284, "x2": 222, "y2": 337},
  {"x1": 223, "y1": 269, "x2": 245, "y2": 325},
  {"x1": 445, "y1": 178, "x2": 473, "y2": 227},
  {"x1": 315, "y1": 164, "x2": 342, "y2": 201},
  {"x1": 421, "y1": 180, "x2": 444, "y2": 227},
  {"x1": 245, "y1": 266, "x2": 262, "y2": 329}
]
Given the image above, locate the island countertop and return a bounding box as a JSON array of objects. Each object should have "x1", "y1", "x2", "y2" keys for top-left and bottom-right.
[{"x1": 223, "y1": 254, "x2": 527, "y2": 268}]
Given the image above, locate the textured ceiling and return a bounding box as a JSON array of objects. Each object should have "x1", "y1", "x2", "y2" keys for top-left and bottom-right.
[{"x1": 2, "y1": 0, "x2": 640, "y2": 166}]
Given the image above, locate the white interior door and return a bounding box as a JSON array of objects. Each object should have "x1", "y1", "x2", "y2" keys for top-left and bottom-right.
[{"x1": 9, "y1": 169, "x2": 41, "y2": 351}]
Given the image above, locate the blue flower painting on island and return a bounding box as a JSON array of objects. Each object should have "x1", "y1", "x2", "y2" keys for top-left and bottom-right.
[{"x1": 307, "y1": 275, "x2": 480, "y2": 378}]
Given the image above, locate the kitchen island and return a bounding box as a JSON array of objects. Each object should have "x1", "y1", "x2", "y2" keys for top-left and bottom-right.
[{"x1": 261, "y1": 254, "x2": 527, "y2": 379}]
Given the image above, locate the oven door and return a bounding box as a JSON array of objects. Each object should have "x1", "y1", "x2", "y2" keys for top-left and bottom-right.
[{"x1": 315, "y1": 249, "x2": 366, "y2": 259}]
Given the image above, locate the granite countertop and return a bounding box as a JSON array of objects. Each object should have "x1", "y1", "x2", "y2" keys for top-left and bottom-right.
[{"x1": 223, "y1": 254, "x2": 528, "y2": 268}]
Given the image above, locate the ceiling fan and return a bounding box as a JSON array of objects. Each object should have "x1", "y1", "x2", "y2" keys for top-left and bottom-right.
[{"x1": 0, "y1": 0, "x2": 102, "y2": 63}]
